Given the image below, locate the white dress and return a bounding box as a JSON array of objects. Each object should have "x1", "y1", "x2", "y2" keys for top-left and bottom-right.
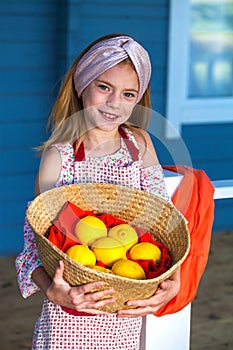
[{"x1": 16, "y1": 126, "x2": 169, "y2": 350}]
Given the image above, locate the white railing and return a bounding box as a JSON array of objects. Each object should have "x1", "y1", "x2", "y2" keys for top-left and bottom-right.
[{"x1": 141, "y1": 170, "x2": 233, "y2": 350}]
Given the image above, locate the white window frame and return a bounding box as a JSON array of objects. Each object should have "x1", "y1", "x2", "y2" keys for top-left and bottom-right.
[{"x1": 166, "y1": 0, "x2": 233, "y2": 139}]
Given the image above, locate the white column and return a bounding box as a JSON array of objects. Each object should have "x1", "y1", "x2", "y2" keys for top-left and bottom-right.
[{"x1": 141, "y1": 304, "x2": 191, "y2": 350}]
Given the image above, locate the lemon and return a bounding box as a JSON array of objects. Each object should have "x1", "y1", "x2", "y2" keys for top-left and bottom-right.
[
  {"x1": 75, "y1": 216, "x2": 107, "y2": 246},
  {"x1": 66, "y1": 245, "x2": 96, "y2": 266},
  {"x1": 91, "y1": 237, "x2": 127, "y2": 267},
  {"x1": 129, "y1": 242, "x2": 161, "y2": 262},
  {"x1": 89, "y1": 265, "x2": 112, "y2": 273},
  {"x1": 112, "y1": 260, "x2": 146, "y2": 280},
  {"x1": 108, "y1": 224, "x2": 138, "y2": 251}
]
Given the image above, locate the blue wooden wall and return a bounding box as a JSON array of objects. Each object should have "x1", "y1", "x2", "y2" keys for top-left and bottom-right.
[
  {"x1": 0, "y1": 0, "x2": 232, "y2": 256},
  {"x1": 0, "y1": 0, "x2": 68, "y2": 255}
]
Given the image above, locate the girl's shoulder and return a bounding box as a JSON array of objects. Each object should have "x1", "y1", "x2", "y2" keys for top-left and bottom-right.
[
  {"x1": 130, "y1": 126, "x2": 151, "y2": 144},
  {"x1": 123, "y1": 125, "x2": 153, "y2": 150},
  {"x1": 123, "y1": 125, "x2": 158, "y2": 167}
]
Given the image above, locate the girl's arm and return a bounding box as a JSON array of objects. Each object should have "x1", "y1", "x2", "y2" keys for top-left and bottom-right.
[{"x1": 15, "y1": 147, "x2": 62, "y2": 298}]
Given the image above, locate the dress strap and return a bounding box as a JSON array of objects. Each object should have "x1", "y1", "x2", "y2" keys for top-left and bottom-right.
[
  {"x1": 73, "y1": 140, "x2": 85, "y2": 161},
  {"x1": 73, "y1": 125, "x2": 139, "y2": 162},
  {"x1": 118, "y1": 126, "x2": 139, "y2": 161}
]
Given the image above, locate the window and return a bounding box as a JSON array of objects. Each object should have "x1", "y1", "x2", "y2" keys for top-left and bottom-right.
[{"x1": 166, "y1": 0, "x2": 233, "y2": 138}]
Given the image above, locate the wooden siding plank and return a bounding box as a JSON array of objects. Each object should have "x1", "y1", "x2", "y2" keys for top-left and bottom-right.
[
  {"x1": 0, "y1": 14, "x2": 57, "y2": 41},
  {"x1": 0, "y1": 121, "x2": 46, "y2": 148},
  {"x1": 183, "y1": 138, "x2": 233, "y2": 161},
  {"x1": 151, "y1": 67, "x2": 167, "y2": 93},
  {"x1": 69, "y1": 0, "x2": 168, "y2": 8},
  {"x1": 0, "y1": 174, "x2": 36, "y2": 200},
  {"x1": 0, "y1": 69, "x2": 57, "y2": 94},
  {"x1": 0, "y1": 198, "x2": 28, "y2": 226},
  {"x1": 75, "y1": 3, "x2": 168, "y2": 18},
  {"x1": 0, "y1": 95, "x2": 52, "y2": 121},
  {"x1": 182, "y1": 125, "x2": 233, "y2": 177},
  {"x1": 0, "y1": 42, "x2": 58, "y2": 68},
  {"x1": 183, "y1": 123, "x2": 233, "y2": 138},
  {"x1": 69, "y1": 18, "x2": 167, "y2": 38},
  {"x1": 0, "y1": 144, "x2": 41, "y2": 175},
  {"x1": 188, "y1": 161, "x2": 233, "y2": 181},
  {"x1": 151, "y1": 94, "x2": 166, "y2": 115},
  {"x1": 0, "y1": 1, "x2": 57, "y2": 14}
]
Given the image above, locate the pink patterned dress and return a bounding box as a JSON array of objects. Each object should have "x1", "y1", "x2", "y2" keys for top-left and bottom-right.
[{"x1": 15, "y1": 126, "x2": 169, "y2": 350}]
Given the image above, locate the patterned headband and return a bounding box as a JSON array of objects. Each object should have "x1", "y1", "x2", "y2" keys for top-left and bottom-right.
[{"x1": 73, "y1": 36, "x2": 151, "y2": 103}]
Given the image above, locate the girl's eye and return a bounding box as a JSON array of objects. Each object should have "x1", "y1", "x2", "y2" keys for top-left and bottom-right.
[
  {"x1": 99, "y1": 84, "x2": 109, "y2": 91},
  {"x1": 124, "y1": 92, "x2": 135, "y2": 98}
]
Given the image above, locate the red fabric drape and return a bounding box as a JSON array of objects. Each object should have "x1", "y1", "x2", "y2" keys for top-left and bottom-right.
[{"x1": 155, "y1": 166, "x2": 215, "y2": 316}]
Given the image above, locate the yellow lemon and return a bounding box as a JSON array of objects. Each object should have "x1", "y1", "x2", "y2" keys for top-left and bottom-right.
[
  {"x1": 91, "y1": 237, "x2": 127, "y2": 267},
  {"x1": 108, "y1": 224, "x2": 138, "y2": 251},
  {"x1": 66, "y1": 245, "x2": 96, "y2": 266},
  {"x1": 75, "y1": 216, "x2": 107, "y2": 246},
  {"x1": 129, "y1": 242, "x2": 161, "y2": 262},
  {"x1": 111, "y1": 260, "x2": 146, "y2": 280},
  {"x1": 89, "y1": 265, "x2": 112, "y2": 274}
]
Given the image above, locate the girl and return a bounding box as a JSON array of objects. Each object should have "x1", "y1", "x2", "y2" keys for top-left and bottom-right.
[{"x1": 16, "y1": 34, "x2": 180, "y2": 349}]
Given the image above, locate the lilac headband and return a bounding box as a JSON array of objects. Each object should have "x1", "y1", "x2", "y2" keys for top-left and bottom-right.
[{"x1": 73, "y1": 36, "x2": 151, "y2": 103}]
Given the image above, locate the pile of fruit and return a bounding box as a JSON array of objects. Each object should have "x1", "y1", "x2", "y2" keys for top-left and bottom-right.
[{"x1": 65, "y1": 215, "x2": 164, "y2": 280}]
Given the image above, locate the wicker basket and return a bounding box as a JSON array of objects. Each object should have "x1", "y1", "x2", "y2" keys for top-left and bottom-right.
[{"x1": 26, "y1": 183, "x2": 190, "y2": 312}]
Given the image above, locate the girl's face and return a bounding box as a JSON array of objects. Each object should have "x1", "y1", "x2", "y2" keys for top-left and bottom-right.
[{"x1": 81, "y1": 63, "x2": 139, "y2": 132}]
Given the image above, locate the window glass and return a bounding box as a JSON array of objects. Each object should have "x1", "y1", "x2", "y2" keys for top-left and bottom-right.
[{"x1": 188, "y1": 0, "x2": 233, "y2": 98}]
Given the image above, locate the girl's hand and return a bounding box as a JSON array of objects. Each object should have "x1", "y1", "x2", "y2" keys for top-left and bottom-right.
[
  {"x1": 46, "y1": 261, "x2": 115, "y2": 315},
  {"x1": 117, "y1": 267, "x2": 180, "y2": 318}
]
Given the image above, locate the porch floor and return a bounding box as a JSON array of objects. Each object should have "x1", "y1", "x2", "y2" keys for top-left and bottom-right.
[{"x1": 191, "y1": 230, "x2": 233, "y2": 350}]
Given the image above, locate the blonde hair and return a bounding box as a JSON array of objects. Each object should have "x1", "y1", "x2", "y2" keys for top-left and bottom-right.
[{"x1": 38, "y1": 33, "x2": 151, "y2": 152}]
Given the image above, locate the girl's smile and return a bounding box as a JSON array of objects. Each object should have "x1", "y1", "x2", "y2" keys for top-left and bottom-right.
[{"x1": 100, "y1": 111, "x2": 119, "y2": 120}]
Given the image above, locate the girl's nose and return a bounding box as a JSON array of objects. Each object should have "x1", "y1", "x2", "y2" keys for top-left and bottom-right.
[{"x1": 106, "y1": 91, "x2": 121, "y2": 107}]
